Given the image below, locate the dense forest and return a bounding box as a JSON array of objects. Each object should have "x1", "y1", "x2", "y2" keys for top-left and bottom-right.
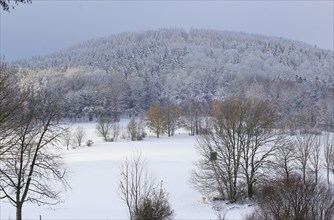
[{"x1": 13, "y1": 28, "x2": 334, "y2": 131}]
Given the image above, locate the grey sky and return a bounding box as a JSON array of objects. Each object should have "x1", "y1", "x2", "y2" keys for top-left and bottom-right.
[{"x1": 1, "y1": 1, "x2": 333, "y2": 62}]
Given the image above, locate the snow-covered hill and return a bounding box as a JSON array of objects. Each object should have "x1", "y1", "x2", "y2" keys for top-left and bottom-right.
[
  {"x1": 11, "y1": 29, "x2": 334, "y2": 131},
  {"x1": 15, "y1": 29, "x2": 333, "y2": 82}
]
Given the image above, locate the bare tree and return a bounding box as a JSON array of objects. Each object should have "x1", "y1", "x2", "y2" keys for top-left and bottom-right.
[
  {"x1": 127, "y1": 117, "x2": 146, "y2": 141},
  {"x1": 294, "y1": 133, "x2": 319, "y2": 184},
  {"x1": 74, "y1": 126, "x2": 86, "y2": 147},
  {"x1": 119, "y1": 152, "x2": 173, "y2": 220},
  {"x1": 310, "y1": 135, "x2": 321, "y2": 184},
  {"x1": 127, "y1": 117, "x2": 139, "y2": 141},
  {"x1": 119, "y1": 152, "x2": 155, "y2": 219},
  {"x1": 0, "y1": 92, "x2": 69, "y2": 220},
  {"x1": 96, "y1": 118, "x2": 112, "y2": 141},
  {"x1": 239, "y1": 99, "x2": 278, "y2": 200},
  {"x1": 249, "y1": 174, "x2": 334, "y2": 220},
  {"x1": 191, "y1": 98, "x2": 279, "y2": 202},
  {"x1": 61, "y1": 128, "x2": 72, "y2": 150},
  {"x1": 0, "y1": 63, "x2": 26, "y2": 156},
  {"x1": 324, "y1": 133, "x2": 334, "y2": 184},
  {"x1": 164, "y1": 103, "x2": 182, "y2": 137},
  {"x1": 111, "y1": 122, "x2": 120, "y2": 141},
  {"x1": 192, "y1": 99, "x2": 244, "y2": 202},
  {"x1": 274, "y1": 139, "x2": 296, "y2": 181},
  {"x1": 182, "y1": 100, "x2": 207, "y2": 136}
]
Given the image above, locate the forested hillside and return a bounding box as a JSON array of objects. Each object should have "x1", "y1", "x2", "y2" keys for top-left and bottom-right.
[{"x1": 13, "y1": 29, "x2": 334, "y2": 131}]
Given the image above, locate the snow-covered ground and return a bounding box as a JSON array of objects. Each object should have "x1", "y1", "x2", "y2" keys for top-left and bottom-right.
[{"x1": 0, "y1": 121, "x2": 253, "y2": 220}]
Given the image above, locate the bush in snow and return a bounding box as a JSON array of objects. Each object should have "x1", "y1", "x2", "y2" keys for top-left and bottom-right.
[
  {"x1": 119, "y1": 152, "x2": 173, "y2": 220},
  {"x1": 134, "y1": 182, "x2": 174, "y2": 220},
  {"x1": 247, "y1": 174, "x2": 334, "y2": 220},
  {"x1": 86, "y1": 139, "x2": 94, "y2": 147},
  {"x1": 127, "y1": 117, "x2": 146, "y2": 141}
]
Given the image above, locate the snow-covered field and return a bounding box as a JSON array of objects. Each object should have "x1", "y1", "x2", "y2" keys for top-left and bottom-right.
[{"x1": 1, "y1": 121, "x2": 253, "y2": 220}]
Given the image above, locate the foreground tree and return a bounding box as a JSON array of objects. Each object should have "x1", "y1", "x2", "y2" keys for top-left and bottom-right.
[
  {"x1": 0, "y1": 63, "x2": 25, "y2": 155},
  {"x1": 0, "y1": 90, "x2": 69, "y2": 220},
  {"x1": 237, "y1": 99, "x2": 279, "y2": 199},
  {"x1": 119, "y1": 152, "x2": 173, "y2": 220}
]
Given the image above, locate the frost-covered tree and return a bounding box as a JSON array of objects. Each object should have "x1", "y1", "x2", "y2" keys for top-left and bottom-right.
[
  {"x1": 1, "y1": 0, "x2": 30, "y2": 11},
  {"x1": 74, "y1": 126, "x2": 86, "y2": 147},
  {"x1": 12, "y1": 29, "x2": 334, "y2": 131}
]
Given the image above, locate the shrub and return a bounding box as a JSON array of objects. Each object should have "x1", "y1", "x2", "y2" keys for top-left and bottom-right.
[
  {"x1": 127, "y1": 117, "x2": 146, "y2": 141},
  {"x1": 249, "y1": 174, "x2": 334, "y2": 220},
  {"x1": 134, "y1": 183, "x2": 174, "y2": 220},
  {"x1": 86, "y1": 139, "x2": 94, "y2": 147},
  {"x1": 119, "y1": 153, "x2": 173, "y2": 220}
]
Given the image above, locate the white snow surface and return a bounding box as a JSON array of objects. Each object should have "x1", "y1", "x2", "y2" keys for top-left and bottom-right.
[{"x1": 0, "y1": 121, "x2": 253, "y2": 220}]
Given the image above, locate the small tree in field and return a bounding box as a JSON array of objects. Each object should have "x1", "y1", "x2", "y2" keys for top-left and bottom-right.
[
  {"x1": 274, "y1": 139, "x2": 296, "y2": 181},
  {"x1": 119, "y1": 152, "x2": 174, "y2": 220},
  {"x1": 146, "y1": 103, "x2": 166, "y2": 138},
  {"x1": 96, "y1": 118, "x2": 112, "y2": 141},
  {"x1": 61, "y1": 128, "x2": 72, "y2": 150},
  {"x1": 181, "y1": 100, "x2": 207, "y2": 136},
  {"x1": 294, "y1": 133, "x2": 320, "y2": 184},
  {"x1": 127, "y1": 117, "x2": 146, "y2": 141},
  {"x1": 127, "y1": 117, "x2": 139, "y2": 141},
  {"x1": 164, "y1": 104, "x2": 182, "y2": 137},
  {"x1": 74, "y1": 126, "x2": 86, "y2": 147}
]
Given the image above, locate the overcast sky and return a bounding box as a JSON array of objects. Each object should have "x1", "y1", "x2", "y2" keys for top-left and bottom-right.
[{"x1": 1, "y1": 1, "x2": 333, "y2": 62}]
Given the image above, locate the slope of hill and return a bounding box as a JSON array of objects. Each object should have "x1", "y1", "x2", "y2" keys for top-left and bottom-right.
[
  {"x1": 15, "y1": 28, "x2": 333, "y2": 81},
  {"x1": 13, "y1": 29, "x2": 334, "y2": 131}
]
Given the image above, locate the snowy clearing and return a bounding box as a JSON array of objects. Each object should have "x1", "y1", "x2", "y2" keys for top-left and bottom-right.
[{"x1": 0, "y1": 121, "x2": 253, "y2": 220}]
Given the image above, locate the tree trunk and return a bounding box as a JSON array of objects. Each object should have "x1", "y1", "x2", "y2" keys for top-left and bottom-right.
[
  {"x1": 16, "y1": 203, "x2": 23, "y2": 220},
  {"x1": 248, "y1": 183, "x2": 253, "y2": 200}
]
